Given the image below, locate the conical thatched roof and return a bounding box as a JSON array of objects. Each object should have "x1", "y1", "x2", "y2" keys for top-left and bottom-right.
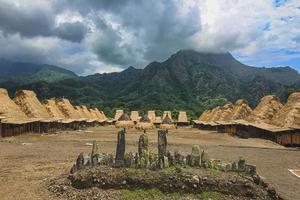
[
  {"x1": 154, "y1": 116, "x2": 162, "y2": 124},
  {"x1": 114, "y1": 109, "x2": 124, "y2": 121},
  {"x1": 118, "y1": 113, "x2": 131, "y2": 121},
  {"x1": 147, "y1": 110, "x2": 156, "y2": 122},
  {"x1": 74, "y1": 106, "x2": 88, "y2": 121},
  {"x1": 247, "y1": 95, "x2": 283, "y2": 124},
  {"x1": 208, "y1": 106, "x2": 223, "y2": 122},
  {"x1": 55, "y1": 98, "x2": 83, "y2": 121},
  {"x1": 79, "y1": 105, "x2": 92, "y2": 119},
  {"x1": 130, "y1": 111, "x2": 140, "y2": 122},
  {"x1": 89, "y1": 108, "x2": 99, "y2": 119},
  {"x1": 115, "y1": 113, "x2": 134, "y2": 128},
  {"x1": 163, "y1": 111, "x2": 172, "y2": 120},
  {"x1": 161, "y1": 113, "x2": 175, "y2": 130},
  {"x1": 42, "y1": 99, "x2": 68, "y2": 122},
  {"x1": 136, "y1": 114, "x2": 154, "y2": 130},
  {"x1": 13, "y1": 90, "x2": 54, "y2": 122},
  {"x1": 0, "y1": 88, "x2": 32, "y2": 124},
  {"x1": 272, "y1": 92, "x2": 300, "y2": 128},
  {"x1": 162, "y1": 113, "x2": 173, "y2": 124},
  {"x1": 178, "y1": 111, "x2": 188, "y2": 123},
  {"x1": 232, "y1": 99, "x2": 252, "y2": 120},
  {"x1": 94, "y1": 108, "x2": 107, "y2": 121},
  {"x1": 198, "y1": 110, "x2": 211, "y2": 122},
  {"x1": 140, "y1": 114, "x2": 151, "y2": 123},
  {"x1": 218, "y1": 104, "x2": 234, "y2": 121}
]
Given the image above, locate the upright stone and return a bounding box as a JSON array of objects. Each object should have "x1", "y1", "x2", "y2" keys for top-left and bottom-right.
[
  {"x1": 238, "y1": 157, "x2": 246, "y2": 171},
  {"x1": 70, "y1": 152, "x2": 84, "y2": 173},
  {"x1": 115, "y1": 129, "x2": 126, "y2": 167},
  {"x1": 158, "y1": 130, "x2": 168, "y2": 168},
  {"x1": 138, "y1": 133, "x2": 148, "y2": 157},
  {"x1": 201, "y1": 150, "x2": 209, "y2": 167},
  {"x1": 91, "y1": 141, "x2": 99, "y2": 165},
  {"x1": 190, "y1": 145, "x2": 201, "y2": 167}
]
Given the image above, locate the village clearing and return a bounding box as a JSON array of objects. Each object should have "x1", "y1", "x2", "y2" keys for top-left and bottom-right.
[{"x1": 0, "y1": 126, "x2": 299, "y2": 200}]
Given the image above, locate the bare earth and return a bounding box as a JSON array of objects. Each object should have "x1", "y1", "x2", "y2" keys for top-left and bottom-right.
[{"x1": 0, "y1": 126, "x2": 299, "y2": 200}]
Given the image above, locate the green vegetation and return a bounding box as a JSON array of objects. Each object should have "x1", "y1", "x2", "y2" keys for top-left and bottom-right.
[
  {"x1": 119, "y1": 188, "x2": 222, "y2": 200},
  {"x1": 1, "y1": 50, "x2": 299, "y2": 118}
]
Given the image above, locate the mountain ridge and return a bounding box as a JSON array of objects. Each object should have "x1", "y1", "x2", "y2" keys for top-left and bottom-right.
[{"x1": 1, "y1": 49, "x2": 299, "y2": 117}]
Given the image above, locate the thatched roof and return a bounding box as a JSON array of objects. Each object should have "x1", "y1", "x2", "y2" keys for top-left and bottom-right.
[
  {"x1": 114, "y1": 109, "x2": 124, "y2": 121},
  {"x1": 162, "y1": 113, "x2": 173, "y2": 124},
  {"x1": 136, "y1": 114, "x2": 154, "y2": 130},
  {"x1": 0, "y1": 88, "x2": 33, "y2": 124},
  {"x1": 163, "y1": 111, "x2": 172, "y2": 120},
  {"x1": 93, "y1": 108, "x2": 107, "y2": 122},
  {"x1": 178, "y1": 111, "x2": 188, "y2": 123},
  {"x1": 74, "y1": 106, "x2": 88, "y2": 121},
  {"x1": 115, "y1": 113, "x2": 134, "y2": 128},
  {"x1": 55, "y1": 98, "x2": 83, "y2": 121},
  {"x1": 198, "y1": 110, "x2": 211, "y2": 122},
  {"x1": 140, "y1": 114, "x2": 151, "y2": 123},
  {"x1": 232, "y1": 99, "x2": 252, "y2": 120},
  {"x1": 218, "y1": 104, "x2": 234, "y2": 121},
  {"x1": 130, "y1": 111, "x2": 140, "y2": 122},
  {"x1": 154, "y1": 116, "x2": 162, "y2": 124},
  {"x1": 247, "y1": 95, "x2": 283, "y2": 124},
  {"x1": 272, "y1": 92, "x2": 300, "y2": 129},
  {"x1": 147, "y1": 110, "x2": 156, "y2": 122},
  {"x1": 118, "y1": 113, "x2": 131, "y2": 121},
  {"x1": 42, "y1": 99, "x2": 69, "y2": 122},
  {"x1": 161, "y1": 114, "x2": 176, "y2": 130},
  {"x1": 208, "y1": 106, "x2": 223, "y2": 122},
  {"x1": 13, "y1": 90, "x2": 54, "y2": 122},
  {"x1": 89, "y1": 108, "x2": 99, "y2": 119}
]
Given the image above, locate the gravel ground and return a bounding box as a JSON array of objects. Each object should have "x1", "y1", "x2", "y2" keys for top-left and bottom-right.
[{"x1": 0, "y1": 126, "x2": 299, "y2": 200}]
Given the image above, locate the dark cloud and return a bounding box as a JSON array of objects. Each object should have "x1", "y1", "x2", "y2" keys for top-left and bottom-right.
[
  {"x1": 0, "y1": 1, "x2": 53, "y2": 37},
  {"x1": 54, "y1": 22, "x2": 88, "y2": 42},
  {"x1": 0, "y1": 1, "x2": 87, "y2": 42}
]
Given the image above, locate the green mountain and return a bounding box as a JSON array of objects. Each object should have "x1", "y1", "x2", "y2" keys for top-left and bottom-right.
[
  {"x1": 0, "y1": 60, "x2": 77, "y2": 83},
  {"x1": 1, "y1": 50, "x2": 299, "y2": 118}
]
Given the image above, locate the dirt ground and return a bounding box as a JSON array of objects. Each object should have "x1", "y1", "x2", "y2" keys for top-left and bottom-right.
[{"x1": 0, "y1": 126, "x2": 299, "y2": 200}]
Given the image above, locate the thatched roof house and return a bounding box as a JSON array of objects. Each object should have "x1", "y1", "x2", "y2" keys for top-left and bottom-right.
[
  {"x1": 114, "y1": 110, "x2": 124, "y2": 121},
  {"x1": 232, "y1": 99, "x2": 252, "y2": 120},
  {"x1": 13, "y1": 90, "x2": 54, "y2": 122},
  {"x1": 163, "y1": 111, "x2": 172, "y2": 120},
  {"x1": 247, "y1": 95, "x2": 283, "y2": 124},
  {"x1": 89, "y1": 108, "x2": 100, "y2": 121},
  {"x1": 198, "y1": 110, "x2": 211, "y2": 122},
  {"x1": 147, "y1": 111, "x2": 156, "y2": 122},
  {"x1": 55, "y1": 98, "x2": 84, "y2": 121},
  {"x1": 154, "y1": 116, "x2": 162, "y2": 124},
  {"x1": 93, "y1": 108, "x2": 107, "y2": 122},
  {"x1": 115, "y1": 113, "x2": 134, "y2": 129},
  {"x1": 130, "y1": 111, "x2": 140, "y2": 122},
  {"x1": 74, "y1": 106, "x2": 88, "y2": 121},
  {"x1": 217, "y1": 104, "x2": 234, "y2": 122},
  {"x1": 42, "y1": 99, "x2": 69, "y2": 122},
  {"x1": 161, "y1": 113, "x2": 176, "y2": 130},
  {"x1": 207, "y1": 106, "x2": 222, "y2": 122},
  {"x1": 136, "y1": 114, "x2": 154, "y2": 130},
  {"x1": 178, "y1": 111, "x2": 188, "y2": 123},
  {"x1": 0, "y1": 88, "x2": 33, "y2": 124},
  {"x1": 272, "y1": 92, "x2": 300, "y2": 129}
]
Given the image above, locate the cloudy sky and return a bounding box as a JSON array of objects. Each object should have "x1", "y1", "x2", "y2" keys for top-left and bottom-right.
[{"x1": 0, "y1": 0, "x2": 299, "y2": 75}]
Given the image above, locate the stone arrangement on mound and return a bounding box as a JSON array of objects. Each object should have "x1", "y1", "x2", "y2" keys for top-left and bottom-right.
[{"x1": 70, "y1": 129, "x2": 256, "y2": 176}]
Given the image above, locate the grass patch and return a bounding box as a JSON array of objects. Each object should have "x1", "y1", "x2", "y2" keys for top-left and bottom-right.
[
  {"x1": 120, "y1": 188, "x2": 222, "y2": 200},
  {"x1": 200, "y1": 191, "x2": 221, "y2": 200},
  {"x1": 209, "y1": 168, "x2": 219, "y2": 176},
  {"x1": 119, "y1": 188, "x2": 181, "y2": 200}
]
